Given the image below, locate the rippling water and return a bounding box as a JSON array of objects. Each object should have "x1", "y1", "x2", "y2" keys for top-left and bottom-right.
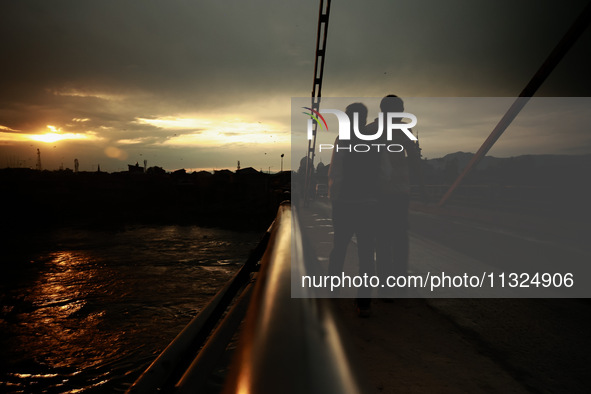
[{"x1": 0, "y1": 225, "x2": 260, "y2": 393}]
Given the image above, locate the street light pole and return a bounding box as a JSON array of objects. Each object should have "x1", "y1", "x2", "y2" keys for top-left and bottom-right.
[{"x1": 280, "y1": 153, "x2": 284, "y2": 172}]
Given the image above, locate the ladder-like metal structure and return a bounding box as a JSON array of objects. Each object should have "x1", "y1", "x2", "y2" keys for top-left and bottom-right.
[{"x1": 305, "y1": 0, "x2": 331, "y2": 204}]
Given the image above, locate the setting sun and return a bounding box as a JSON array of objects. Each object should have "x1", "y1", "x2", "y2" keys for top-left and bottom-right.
[
  {"x1": 25, "y1": 125, "x2": 97, "y2": 143},
  {"x1": 27, "y1": 132, "x2": 93, "y2": 143},
  {"x1": 29, "y1": 132, "x2": 67, "y2": 143}
]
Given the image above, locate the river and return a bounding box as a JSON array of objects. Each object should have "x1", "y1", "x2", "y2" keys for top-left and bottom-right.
[{"x1": 0, "y1": 225, "x2": 261, "y2": 393}]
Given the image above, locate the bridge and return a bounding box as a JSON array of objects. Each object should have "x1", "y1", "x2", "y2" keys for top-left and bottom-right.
[
  {"x1": 127, "y1": 196, "x2": 590, "y2": 393},
  {"x1": 128, "y1": 1, "x2": 591, "y2": 392}
]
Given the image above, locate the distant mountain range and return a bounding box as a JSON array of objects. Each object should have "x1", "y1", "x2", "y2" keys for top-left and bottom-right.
[{"x1": 426, "y1": 151, "x2": 591, "y2": 171}]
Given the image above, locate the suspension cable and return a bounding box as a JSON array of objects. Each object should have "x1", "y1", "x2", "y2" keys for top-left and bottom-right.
[{"x1": 438, "y1": 1, "x2": 591, "y2": 206}]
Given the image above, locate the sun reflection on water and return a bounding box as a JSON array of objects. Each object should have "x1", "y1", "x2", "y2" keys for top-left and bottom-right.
[
  {"x1": 0, "y1": 225, "x2": 259, "y2": 392},
  {"x1": 3, "y1": 249, "x2": 126, "y2": 392}
]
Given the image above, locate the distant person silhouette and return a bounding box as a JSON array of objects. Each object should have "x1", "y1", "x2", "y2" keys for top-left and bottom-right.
[
  {"x1": 328, "y1": 102, "x2": 387, "y2": 316},
  {"x1": 367, "y1": 95, "x2": 421, "y2": 297}
]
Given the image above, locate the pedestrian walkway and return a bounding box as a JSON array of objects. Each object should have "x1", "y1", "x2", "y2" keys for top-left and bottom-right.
[{"x1": 296, "y1": 200, "x2": 591, "y2": 393}]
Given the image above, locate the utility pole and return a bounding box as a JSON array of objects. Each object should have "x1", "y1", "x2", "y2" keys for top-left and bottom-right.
[{"x1": 35, "y1": 149, "x2": 42, "y2": 171}]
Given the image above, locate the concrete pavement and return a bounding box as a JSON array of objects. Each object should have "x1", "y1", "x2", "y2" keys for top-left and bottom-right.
[{"x1": 296, "y1": 200, "x2": 591, "y2": 393}]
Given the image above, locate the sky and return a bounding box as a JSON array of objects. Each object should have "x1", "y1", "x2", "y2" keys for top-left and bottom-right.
[{"x1": 1, "y1": 0, "x2": 590, "y2": 172}]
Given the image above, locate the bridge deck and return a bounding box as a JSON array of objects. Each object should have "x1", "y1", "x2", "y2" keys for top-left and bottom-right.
[{"x1": 297, "y1": 200, "x2": 591, "y2": 393}]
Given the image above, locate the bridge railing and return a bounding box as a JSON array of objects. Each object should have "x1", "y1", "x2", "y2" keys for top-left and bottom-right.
[
  {"x1": 221, "y1": 201, "x2": 365, "y2": 394},
  {"x1": 128, "y1": 201, "x2": 366, "y2": 393}
]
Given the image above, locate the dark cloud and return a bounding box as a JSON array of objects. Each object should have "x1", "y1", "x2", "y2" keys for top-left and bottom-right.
[
  {"x1": 3, "y1": 0, "x2": 589, "y2": 102},
  {"x1": 324, "y1": 0, "x2": 591, "y2": 96},
  {"x1": 1, "y1": 1, "x2": 316, "y2": 106}
]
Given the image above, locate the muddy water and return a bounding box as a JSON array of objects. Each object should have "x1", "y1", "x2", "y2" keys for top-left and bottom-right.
[{"x1": 0, "y1": 225, "x2": 259, "y2": 393}]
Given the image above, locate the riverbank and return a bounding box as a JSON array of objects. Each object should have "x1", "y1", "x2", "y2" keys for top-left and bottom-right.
[{"x1": 1, "y1": 168, "x2": 290, "y2": 248}]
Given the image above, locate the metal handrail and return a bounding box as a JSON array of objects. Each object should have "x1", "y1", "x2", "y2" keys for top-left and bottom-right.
[
  {"x1": 126, "y1": 228, "x2": 269, "y2": 393},
  {"x1": 128, "y1": 201, "x2": 366, "y2": 393},
  {"x1": 222, "y1": 202, "x2": 366, "y2": 394}
]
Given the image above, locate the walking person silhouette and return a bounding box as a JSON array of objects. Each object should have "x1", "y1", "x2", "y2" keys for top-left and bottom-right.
[
  {"x1": 328, "y1": 102, "x2": 386, "y2": 316},
  {"x1": 367, "y1": 95, "x2": 421, "y2": 298}
]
